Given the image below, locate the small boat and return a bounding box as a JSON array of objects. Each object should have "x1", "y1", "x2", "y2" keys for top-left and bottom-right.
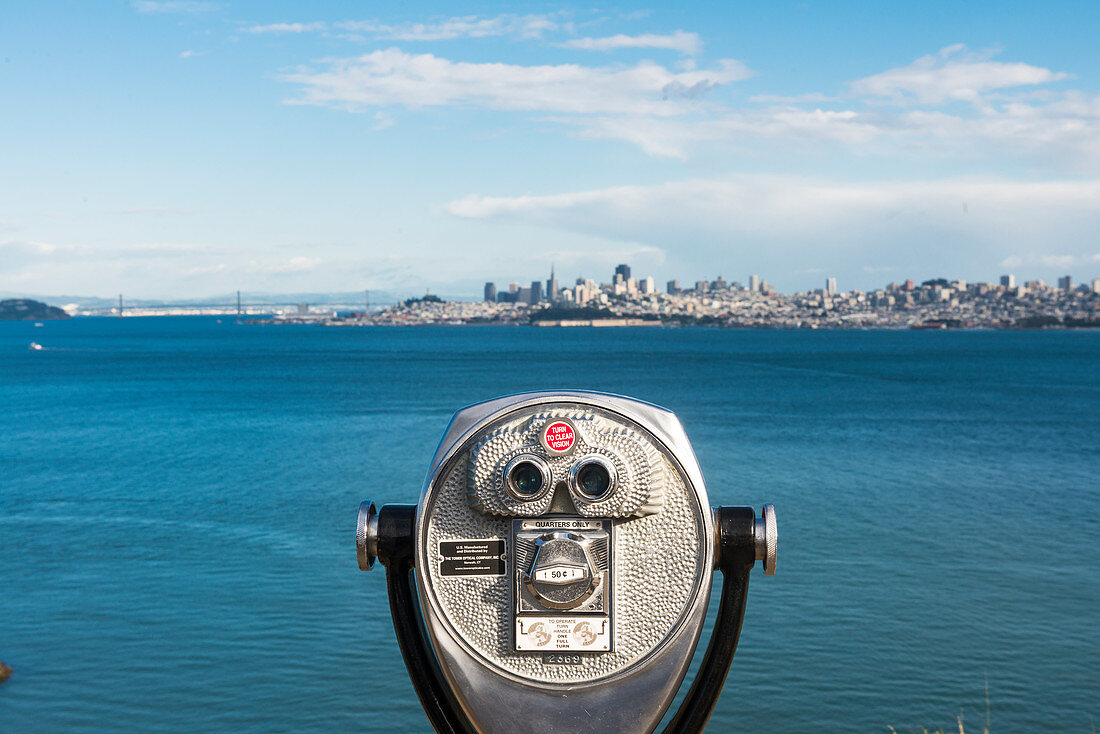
[
  {"x1": 29, "y1": 342, "x2": 44, "y2": 350},
  {"x1": 34, "y1": 322, "x2": 44, "y2": 327}
]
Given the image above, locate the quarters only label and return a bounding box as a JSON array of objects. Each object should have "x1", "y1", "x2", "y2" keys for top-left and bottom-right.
[{"x1": 439, "y1": 539, "x2": 506, "y2": 577}]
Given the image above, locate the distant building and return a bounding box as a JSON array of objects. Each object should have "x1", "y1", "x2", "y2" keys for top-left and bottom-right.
[
  {"x1": 667, "y1": 279, "x2": 680, "y2": 295},
  {"x1": 546, "y1": 266, "x2": 559, "y2": 302},
  {"x1": 484, "y1": 282, "x2": 496, "y2": 302},
  {"x1": 695, "y1": 280, "x2": 709, "y2": 294},
  {"x1": 508, "y1": 282, "x2": 520, "y2": 295},
  {"x1": 615, "y1": 264, "x2": 631, "y2": 281},
  {"x1": 1058, "y1": 275, "x2": 1072, "y2": 291},
  {"x1": 297, "y1": 303, "x2": 310, "y2": 315},
  {"x1": 641, "y1": 276, "x2": 655, "y2": 294},
  {"x1": 517, "y1": 286, "x2": 532, "y2": 304},
  {"x1": 904, "y1": 279, "x2": 914, "y2": 291},
  {"x1": 530, "y1": 281, "x2": 543, "y2": 303},
  {"x1": 826, "y1": 277, "x2": 837, "y2": 296},
  {"x1": 749, "y1": 274, "x2": 760, "y2": 292},
  {"x1": 712, "y1": 275, "x2": 727, "y2": 291},
  {"x1": 1093, "y1": 278, "x2": 1100, "y2": 295},
  {"x1": 1000, "y1": 274, "x2": 1015, "y2": 288}
]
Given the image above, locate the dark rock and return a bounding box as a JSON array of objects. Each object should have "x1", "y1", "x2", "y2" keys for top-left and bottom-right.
[
  {"x1": 0, "y1": 661, "x2": 12, "y2": 683},
  {"x1": 0, "y1": 298, "x2": 71, "y2": 320}
]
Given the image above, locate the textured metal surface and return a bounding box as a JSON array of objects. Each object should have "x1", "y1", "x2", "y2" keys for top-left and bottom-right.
[
  {"x1": 468, "y1": 408, "x2": 665, "y2": 518},
  {"x1": 754, "y1": 503, "x2": 778, "y2": 575},
  {"x1": 424, "y1": 434, "x2": 701, "y2": 683},
  {"x1": 413, "y1": 391, "x2": 716, "y2": 734}
]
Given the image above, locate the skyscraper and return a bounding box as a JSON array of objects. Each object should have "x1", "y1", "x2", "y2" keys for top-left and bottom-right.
[
  {"x1": 749, "y1": 274, "x2": 760, "y2": 292},
  {"x1": 1058, "y1": 275, "x2": 1072, "y2": 291},
  {"x1": 615, "y1": 263, "x2": 631, "y2": 281},
  {"x1": 484, "y1": 282, "x2": 496, "y2": 302},
  {"x1": 546, "y1": 265, "x2": 559, "y2": 302},
  {"x1": 530, "y1": 281, "x2": 543, "y2": 303},
  {"x1": 826, "y1": 277, "x2": 837, "y2": 296},
  {"x1": 1000, "y1": 274, "x2": 1015, "y2": 288}
]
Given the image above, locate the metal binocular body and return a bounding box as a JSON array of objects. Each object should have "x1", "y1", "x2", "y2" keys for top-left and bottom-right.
[{"x1": 357, "y1": 391, "x2": 778, "y2": 734}]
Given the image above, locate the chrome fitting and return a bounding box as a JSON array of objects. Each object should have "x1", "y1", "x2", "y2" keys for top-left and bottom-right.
[
  {"x1": 356, "y1": 500, "x2": 379, "y2": 571},
  {"x1": 754, "y1": 503, "x2": 778, "y2": 575}
]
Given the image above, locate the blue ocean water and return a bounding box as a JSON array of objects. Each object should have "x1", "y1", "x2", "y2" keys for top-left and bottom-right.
[{"x1": 2, "y1": 318, "x2": 1097, "y2": 733}]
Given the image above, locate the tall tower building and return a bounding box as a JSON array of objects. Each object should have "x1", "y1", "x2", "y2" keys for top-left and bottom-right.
[
  {"x1": 1058, "y1": 275, "x2": 1072, "y2": 292},
  {"x1": 749, "y1": 274, "x2": 760, "y2": 293},
  {"x1": 546, "y1": 265, "x2": 559, "y2": 302},
  {"x1": 484, "y1": 282, "x2": 497, "y2": 302},
  {"x1": 530, "y1": 281, "x2": 544, "y2": 303},
  {"x1": 826, "y1": 277, "x2": 837, "y2": 296},
  {"x1": 1000, "y1": 274, "x2": 1015, "y2": 288},
  {"x1": 615, "y1": 263, "x2": 631, "y2": 281}
]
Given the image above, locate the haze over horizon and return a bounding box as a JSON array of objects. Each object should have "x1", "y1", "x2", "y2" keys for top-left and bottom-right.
[{"x1": 3, "y1": 1, "x2": 1100, "y2": 300}]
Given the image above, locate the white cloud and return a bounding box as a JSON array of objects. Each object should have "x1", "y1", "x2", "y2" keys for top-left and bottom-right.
[
  {"x1": 749, "y1": 92, "x2": 836, "y2": 104},
  {"x1": 555, "y1": 88, "x2": 1100, "y2": 163},
  {"x1": 0, "y1": 240, "x2": 59, "y2": 269},
  {"x1": 281, "y1": 49, "x2": 752, "y2": 116},
  {"x1": 0, "y1": 240, "x2": 211, "y2": 264},
  {"x1": 560, "y1": 31, "x2": 702, "y2": 56},
  {"x1": 563, "y1": 107, "x2": 877, "y2": 158},
  {"x1": 248, "y1": 256, "x2": 322, "y2": 274},
  {"x1": 339, "y1": 14, "x2": 560, "y2": 41},
  {"x1": 131, "y1": 1, "x2": 217, "y2": 13},
  {"x1": 850, "y1": 44, "x2": 1070, "y2": 104},
  {"x1": 248, "y1": 14, "x2": 564, "y2": 41},
  {"x1": 178, "y1": 50, "x2": 203, "y2": 59},
  {"x1": 120, "y1": 206, "x2": 195, "y2": 216},
  {"x1": 999, "y1": 252, "x2": 1100, "y2": 269},
  {"x1": 446, "y1": 176, "x2": 1100, "y2": 284},
  {"x1": 247, "y1": 22, "x2": 327, "y2": 34}
]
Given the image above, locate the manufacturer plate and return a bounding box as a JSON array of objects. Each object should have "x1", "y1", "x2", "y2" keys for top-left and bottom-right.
[{"x1": 439, "y1": 539, "x2": 506, "y2": 577}]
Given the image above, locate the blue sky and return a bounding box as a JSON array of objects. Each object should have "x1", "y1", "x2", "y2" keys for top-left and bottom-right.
[{"x1": 3, "y1": 1, "x2": 1099, "y2": 298}]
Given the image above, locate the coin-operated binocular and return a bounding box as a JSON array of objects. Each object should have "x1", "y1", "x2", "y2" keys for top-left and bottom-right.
[{"x1": 357, "y1": 391, "x2": 778, "y2": 734}]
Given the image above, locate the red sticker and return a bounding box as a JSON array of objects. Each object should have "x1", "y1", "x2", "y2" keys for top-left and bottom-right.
[{"x1": 542, "y1": 421, "x2": 576, "y2": 453}]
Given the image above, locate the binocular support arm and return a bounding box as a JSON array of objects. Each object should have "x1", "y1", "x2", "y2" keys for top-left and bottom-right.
[
  {"x1": 357, "y1": 501, "x2": 776, "y2": 734},
  {"x1": 361, "y1": 502, "x2": 474, "y2": 734}
]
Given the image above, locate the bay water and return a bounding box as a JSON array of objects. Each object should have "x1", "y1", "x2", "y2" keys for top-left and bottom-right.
[{"x1": 2, "y1": 318, "x2": 1097, "y2": 732}]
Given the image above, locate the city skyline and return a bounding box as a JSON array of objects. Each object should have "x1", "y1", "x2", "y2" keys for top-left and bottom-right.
[
  {"x1": 3, "y1": 1, "x2": 1100, "y2": 298},
  {"x1": 480, "y1": 262, "x2": 1099, "y2": 306}
]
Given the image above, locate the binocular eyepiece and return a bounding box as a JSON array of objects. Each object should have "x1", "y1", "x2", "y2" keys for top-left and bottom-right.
[{"x1": 357, "y1": 391, "x2": 778, "y2": 734}]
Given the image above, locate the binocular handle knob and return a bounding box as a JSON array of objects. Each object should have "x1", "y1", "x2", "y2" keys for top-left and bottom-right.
[
  {"x1": 754, "y1": 503, "x2": 778, "y2": 575},
  {"x1": 356, "y1": 500, "x2": 380, "y2": 571}
]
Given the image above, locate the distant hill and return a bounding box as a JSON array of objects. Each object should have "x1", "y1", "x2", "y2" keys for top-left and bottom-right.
[{"x1": 0, "y1": 298, "x2": 71, "y2": 321}]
